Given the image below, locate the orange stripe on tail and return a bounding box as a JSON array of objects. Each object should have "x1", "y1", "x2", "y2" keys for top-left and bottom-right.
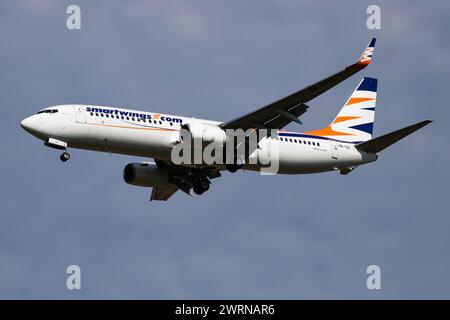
[
  {"x1": 332, "y1": 116, "x2": 361, "y2": 124},
  {"x1": 304, "y1": 126, "x2": 353, "y2": 137},
  {"x1": 345, "y1": 97, "x2": 374, "y2": 106}
]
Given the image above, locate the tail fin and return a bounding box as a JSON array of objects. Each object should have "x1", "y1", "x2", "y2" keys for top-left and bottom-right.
[
  {"x1": 355, "y1": 120, "x2": 432, "y2": 153},
  {"x1": 305, "y1": 77, "x2": 378, "y2": 143}
]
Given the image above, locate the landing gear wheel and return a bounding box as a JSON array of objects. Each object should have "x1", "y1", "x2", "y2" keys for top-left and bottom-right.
[
  {"x1": 226, "y1": 164, "x2": 242, "y2": 173},
  {"x1": 199, "y1": 180, "x2": 210, "y2": 192},
  {"x1": 60, "y1": 152, "x2": 70, "y2": 162},
  {"x1": 193, "y1": 180, "x2": 210, "y2": 195},
  {"x1": 193, "y1": 185, "x2": 204, "y2": 195}
]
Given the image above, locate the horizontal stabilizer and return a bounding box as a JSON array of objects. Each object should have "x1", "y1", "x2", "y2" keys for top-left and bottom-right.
[{"x1": 355, "y1": 120, "x2": 432, "y2": 153}]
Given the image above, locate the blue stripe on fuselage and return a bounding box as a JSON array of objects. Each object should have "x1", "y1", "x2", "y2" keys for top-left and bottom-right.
[{"x1": 278, "y1": 132, "x2": 361, "y2": 144}]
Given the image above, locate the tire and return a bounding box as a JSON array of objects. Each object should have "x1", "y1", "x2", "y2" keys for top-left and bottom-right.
[
  {"x1": 193, "y1": 184, "x2": 204, "y2": 195},
  {"x1": 60, "y1": 152, "x2": 70, "y2": 162},
  {"x1": 193, "y1": 180, "x2": 209, "y2": 195},
  {"x1": 200, "y1": 180, "x2": 209, "y2": 191}
]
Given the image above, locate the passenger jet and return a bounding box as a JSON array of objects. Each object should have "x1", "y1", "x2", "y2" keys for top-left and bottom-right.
[{"x1": 20, "y1": 39, "x2": 432, "y2": 201}]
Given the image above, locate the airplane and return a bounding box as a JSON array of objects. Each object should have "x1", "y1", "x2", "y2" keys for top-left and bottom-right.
[{"x1": 20, "y1": 38, "x2": 432, "y2": 201}]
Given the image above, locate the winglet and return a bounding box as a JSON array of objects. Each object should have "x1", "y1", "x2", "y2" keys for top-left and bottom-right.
[{"x1": 354, "y1": 38, "x2": 376, "y2": 68}]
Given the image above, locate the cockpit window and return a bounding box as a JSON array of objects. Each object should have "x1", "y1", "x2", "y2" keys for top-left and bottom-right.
[{"x1": 37, "y1": 109, "x2": 58, "y2": 114}]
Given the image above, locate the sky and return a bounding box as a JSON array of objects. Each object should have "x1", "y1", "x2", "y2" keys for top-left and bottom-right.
[{"x1": 0, "y1": 0, "x2": 449, "y2": 299}]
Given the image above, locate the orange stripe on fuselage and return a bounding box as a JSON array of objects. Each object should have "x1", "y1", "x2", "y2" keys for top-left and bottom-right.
[
  {"x1": 91, "y1": 123, "x2": 177, "y2": 132},
  {"x1": 345, "y1": 97, "x2": 374, "y2": 106}
]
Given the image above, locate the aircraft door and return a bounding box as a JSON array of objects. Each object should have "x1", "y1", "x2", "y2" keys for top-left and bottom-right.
[
  {"x1": 331, "y1": 141, "x2": 339, "y2": 159},
  {"x1": 75, "y1": 106, "x2": 86, "y2": 124}
]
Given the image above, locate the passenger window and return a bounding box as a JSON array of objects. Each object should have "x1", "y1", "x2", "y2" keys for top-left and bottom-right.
[
  {"x1": 159, "y1": 121, "x2": 162, "y2": 125},
  {"x1": 101, "y1": 113, "x2": 104, "y2": 117},
  {"x1": 90, "y1": 112, "x2": 93, "y2": 116},
  {"x1": 126, "y1": 117, "x2": 130, "y2": 120},
  {"x1": 170, "y1": 123, "x2": 173, "y2": 126},
  {"x1": 308, "y1": 141, "x2": 311, "y2": 145}
]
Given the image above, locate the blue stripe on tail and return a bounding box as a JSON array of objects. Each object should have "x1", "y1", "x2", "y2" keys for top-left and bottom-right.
[
  {"x1": 350, "y1": 123, "x2": 374, "y2": 135},
  {"x1": 357, "y1": 77, "x2": 378, "y2": 92}
]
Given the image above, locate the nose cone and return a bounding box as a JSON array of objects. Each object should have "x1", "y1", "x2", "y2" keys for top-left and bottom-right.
[
  {"x1": 21, "y1": 117, "x2": 31, "y2": 130},
  {"x1": 20, "y1": 116, "x2": 41, "y2": 137}
]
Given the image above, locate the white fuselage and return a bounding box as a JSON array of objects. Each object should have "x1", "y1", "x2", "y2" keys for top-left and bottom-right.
[{"x1": 20, "y1": 105, "x2": 377, "y2": 174}]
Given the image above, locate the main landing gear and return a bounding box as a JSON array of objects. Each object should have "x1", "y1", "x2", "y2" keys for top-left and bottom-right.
[{"x1": 60, "y1": 151, "x2": 71, "y2": 162}]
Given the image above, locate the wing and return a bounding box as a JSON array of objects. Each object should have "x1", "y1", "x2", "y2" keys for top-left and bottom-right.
[
  {"x1": 150, "y1": 184, "x2": 179, "y2": 201},
  {"x1": 221, "y1": 38, "x2": 376, "y2": 130}
]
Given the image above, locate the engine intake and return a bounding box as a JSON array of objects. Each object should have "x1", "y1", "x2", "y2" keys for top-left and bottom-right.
[{"x1": 123, "y1": 162, "x2": 169, "y2": 187}]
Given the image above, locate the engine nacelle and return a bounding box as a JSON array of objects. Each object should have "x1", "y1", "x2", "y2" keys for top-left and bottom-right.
[
  {"x1": 123, "y1": 162, "x2": 169, "y2": 187},
  {"x1": 180, "y1": 123, "x2": 227, "y2": 146}
]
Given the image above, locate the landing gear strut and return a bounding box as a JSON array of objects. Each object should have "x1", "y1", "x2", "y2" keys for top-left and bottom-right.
[{"x1": 60, "y1": 151, "x2": 70, "y2": 162}]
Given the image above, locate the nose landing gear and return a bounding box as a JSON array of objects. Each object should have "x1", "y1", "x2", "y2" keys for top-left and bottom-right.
[
  {"x1": 43, "y1": 138, "x2": 70, "y2": 162},
  {"x1": 60, "y1": 151, "x2": 71, "y2": 162}
]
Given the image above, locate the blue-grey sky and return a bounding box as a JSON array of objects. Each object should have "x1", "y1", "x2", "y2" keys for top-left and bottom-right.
[{"x1": 1, "y1": 0, "x2": 449, "y2": 299}]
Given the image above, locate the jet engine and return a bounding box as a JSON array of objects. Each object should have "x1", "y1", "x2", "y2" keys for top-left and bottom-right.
[
  {"x1": 180, "y1": 123, "x2": 227, "y2": 146},
  {"x1": 176, "y1": 123, "x2": 228, "y2": 164},
  {"x1": 123, "y1": 162, "x2": 169, "y2": 187}
]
